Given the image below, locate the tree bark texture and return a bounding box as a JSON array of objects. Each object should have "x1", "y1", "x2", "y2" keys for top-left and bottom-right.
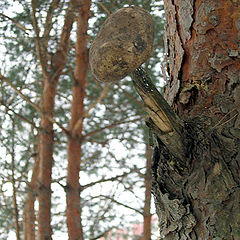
[
  {"x1": 150, "y1": 0, "x2": 240, "y2": 239},
  {"x1": 66, "y1": 1, "x2": 91, "y2": 239}
]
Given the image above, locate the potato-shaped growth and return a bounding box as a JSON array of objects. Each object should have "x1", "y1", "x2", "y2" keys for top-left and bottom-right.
[{"x1": 89, "y1": 7, "x2": 154, "y2": 82}]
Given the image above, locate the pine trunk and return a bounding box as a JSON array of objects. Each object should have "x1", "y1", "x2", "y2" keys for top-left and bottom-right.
[
  {"x1": 66, "y1": 1, "x2": 91, "y2": 239},
  {"x1": 23, "y1": 141, "x2": 39, "y2": 240},
  {"x1": 11, "y1": 119, "x2": 20, "y2": 240},
  {"x1": 150, "y1": 0, "x2": 240, "y2": 239},
  {"x1": 142, "y1": 145, "x2": 153, "y2": 240},
  {"x1": 36, "y1": 1, "x2": 75, "y2": 238},
  {"x1": 37, "y1": 79, "x2": 57, "y2": 240}
]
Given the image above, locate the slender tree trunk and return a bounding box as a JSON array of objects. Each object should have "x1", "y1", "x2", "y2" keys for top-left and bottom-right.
[
  {"x1": 35, "y1": 1, "x2": 75, "y2": 238},
  {"x1": 11, "y1": 118, "x2": 20, "y2": 240},
  {"x1": 24, "y1": 192, "x2": 36, "y2": 240},
  {"x1": 23, "y1": 135, "x2": 40, "y2": 240},
  {"x1": 66, "y1": 1, "x2": 91, "y2": 239},
  {"x1": 37, "y1": 79, "x2": 57, "y2": 240},
  {"x1": 142, "y1": 144, "x2": 153, "y2": 240},
  {"x1": 149, "y1": 0, "x2": 240, "y2": 239}
]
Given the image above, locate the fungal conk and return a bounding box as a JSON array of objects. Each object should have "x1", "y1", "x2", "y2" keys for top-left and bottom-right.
[{"x1": 89, "y1": 6, "x2": 154, "y2": 82}]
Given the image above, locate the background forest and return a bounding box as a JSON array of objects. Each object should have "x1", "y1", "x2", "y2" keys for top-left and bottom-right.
[{"x1": 0, "y1": 0, "x2": 165, "y2": 239}]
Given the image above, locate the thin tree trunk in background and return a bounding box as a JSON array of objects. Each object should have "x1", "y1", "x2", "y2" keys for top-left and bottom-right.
[
  {"x1": 66, "y1": 1, "x2": 91, "y2": 239},
  {"x1": 36, "y1": 1, "x2": 75, "y2": 238},
  {"x1": 23, "y1": 135, "x2": 40, "y2": 240},
  {"x1": 37, "y1": 79, "x2": 57, "y2": 240},
  {"x1": 149, "y1": 0, "x2": 240, "y2": 239},
  {"x1": 142, "y1": 144, "x2": 153, "y2": 240},
  {"x1": 11, "y1": 118, "x2": 20, "y2": 240},
  {"x1": 24, "y1": 190, "x2": 37, "y2": 240}
]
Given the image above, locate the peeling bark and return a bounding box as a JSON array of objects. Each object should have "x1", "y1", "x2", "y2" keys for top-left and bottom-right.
[{"x1": 148, "y1": 0, "x2": 240, "y2": 239}]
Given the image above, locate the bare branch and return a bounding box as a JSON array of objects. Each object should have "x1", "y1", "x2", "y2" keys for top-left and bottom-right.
[
  {"x1": 100, "y1": 195, "x2": 143, "y2": 215},
  {"x1": 48, "y1": 116, "x2": 69, "y2": 135},
  {"x1": 90, "y1": 227, "x2": 115, "y2": 240},
  {"x1": 132, "y1": 67, "x2": 186, "y2": 160},
  {"x1": 73, "y1": 83, "x2": 110, "y2": 133},
  {"x1": 0, "y1": 72, "x2": 41, "y2": 112},
  {"x1": 81, "y1": 170, "x2": 133, "y2": 191},
  {"x1": 43, "y1": 0, "x2": 61, "y2": 40},
  {"x1": 84, "y1": 83, "x2": 110, "y2": 118},
  {"x1": 0, "y1": 72, "x2": 69, "y2": 135},
  {"x1": 31, "y1": 0, "x2": 49, "y2": 78},
  {"x1": 97, "y1": 2, "x2": 111, "y2": 16},
  {"x1": 0, "y1": 13, "x2": 30, "y2": 33},
  {"x1": 50, "y1": 0, "x2": 76, "y2": 81},
  {"x1": 84, "y1": 116, "x2": 143, "y2": 139},
  {"x1": 0, "y1": 101, "x2": 39, "y2": 130}
]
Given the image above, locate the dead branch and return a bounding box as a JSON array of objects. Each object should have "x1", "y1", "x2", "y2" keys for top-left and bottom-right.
[{"x1": 132, "y1": 67, "x2": 186, "y2": 160}]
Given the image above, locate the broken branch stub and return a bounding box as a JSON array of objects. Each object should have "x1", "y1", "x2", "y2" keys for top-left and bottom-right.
[
  {"x1": 132, "y1": 68, "x2": 186, "y2": 161},
  {"x1": 89, "y1": 6, "x2": 154, "y2": 82}
]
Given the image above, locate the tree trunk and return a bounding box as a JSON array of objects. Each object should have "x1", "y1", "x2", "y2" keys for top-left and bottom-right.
[
  {"x1": 37, "y1": 79, "x2": 57, "y2": 240},
  {"x1": 23, "y1": 135, "x2": 39, "y2": 240},
  {"x1": 66, "y1": 1, "x2": 91, "y2": 239},
  {"x1": 35, "y1": 1, "x2": 75, "y2": 239},
  {"x1": 142, "y1": 144, "x2": 153, "y2": 240},
  {"x1": 149, "y1": 0, "x2": 240, "y2": 239},
  {"x1": 11, "y1": 119, "x2": 20, "y2": 240}
]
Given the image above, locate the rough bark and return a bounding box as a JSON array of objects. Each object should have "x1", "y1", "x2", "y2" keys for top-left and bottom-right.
[
  {"x1": 66, "y1": 1, "x2": 91, "y2": 239},
  {"x1": 148, "y1": 0, "x2": 240, "y2": 239}
]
